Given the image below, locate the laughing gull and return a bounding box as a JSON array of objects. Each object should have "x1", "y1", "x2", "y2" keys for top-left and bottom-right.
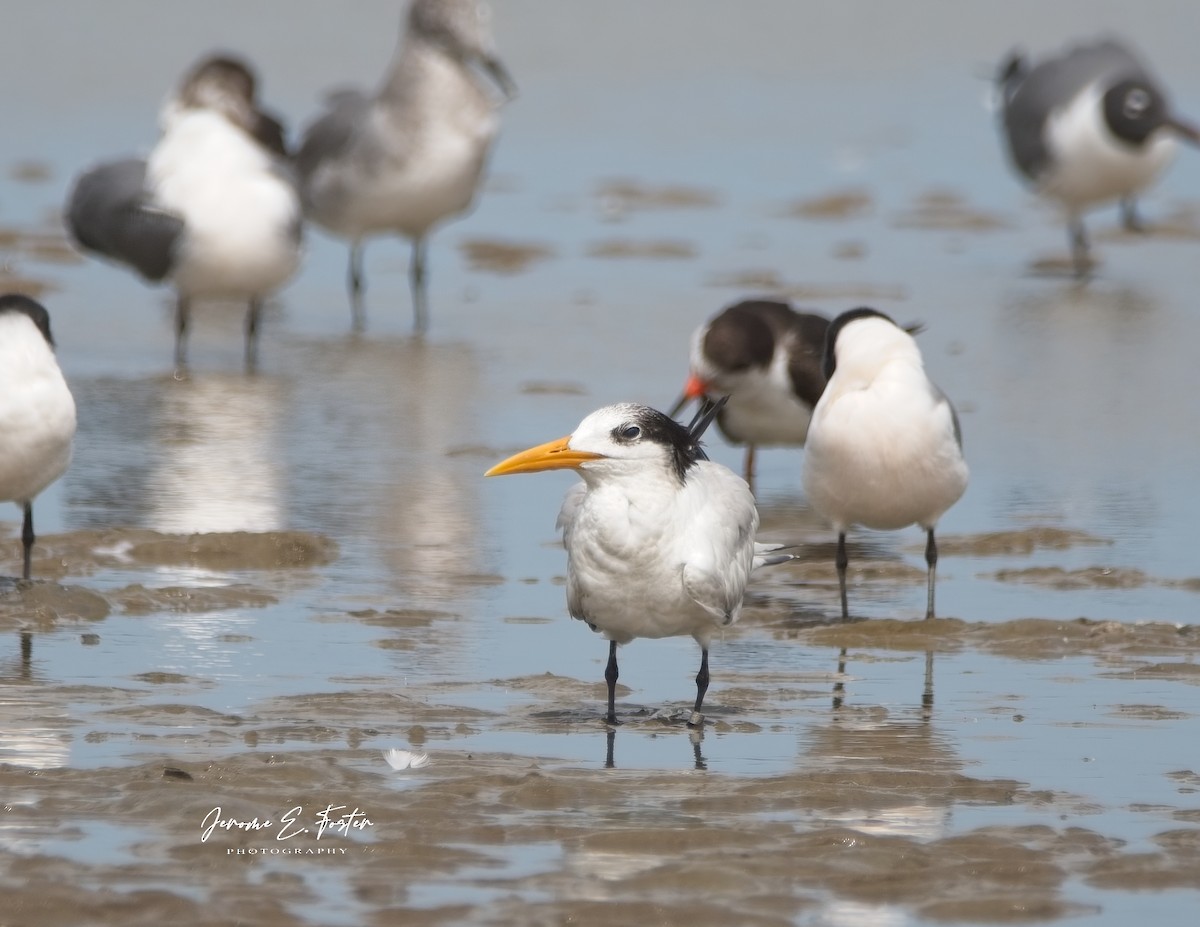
[
  {"x1": 67, "y1": 54, "x2": 302, "y2": 371},
  {"x1": 802, "y1": 309, "x2": 967, "y2": 621},
  {"x1": 997, "y1": 37, "x2": 1200, "y2": 276},
  {"x1": 0, "y1": 295, "x2": 76, "y2": 581},
  {"x1": 669, "y1": 299, "x2": 830, "y2": 494},
  {"x1": 296, "y1": 0, "x2": 516, "y2": 334}
]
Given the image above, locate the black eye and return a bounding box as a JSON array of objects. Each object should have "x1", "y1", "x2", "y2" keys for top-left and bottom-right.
[{"x1": 618, "y1": 424, "x2": 641, "y2": 440}]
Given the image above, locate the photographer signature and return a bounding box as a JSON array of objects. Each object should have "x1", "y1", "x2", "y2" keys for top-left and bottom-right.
[{"x1": 201, "y1": 805, "x2": 374, "y2": 842}]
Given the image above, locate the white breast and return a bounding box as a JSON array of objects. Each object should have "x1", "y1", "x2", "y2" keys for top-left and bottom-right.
[
  {"x1": 0, "y1": 316, "x2": 76, "y2": 504},
  {"x1": 148, "y1": 110, "x2": 301, "y2": 298},
  {"x1": 1042, "y1": 83, "x2": 1178, "y2": 211}
]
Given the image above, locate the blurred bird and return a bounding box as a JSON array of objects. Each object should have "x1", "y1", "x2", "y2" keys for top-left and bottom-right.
[
  {"x1": 0, "y1": 295, "x2": 77, "y2": 581},
  {"x1": 802, "y1": 308, "x2": 967, "y2": 621},
  {"x1": 67, "y1": 54, "x2": 302, "y2": 372},
  {"x1": 669, "y1": 299, "x2": 829, "y2": 493},
  {"x1": 996, "y1": 37, "x2": 1200, "y2": 276},
  {"x1": 486, "y1": 400, "x2": 790, "y2": 726},
  {"x1": 297, "y1": 0, "x2": 516, "y2": 333}
]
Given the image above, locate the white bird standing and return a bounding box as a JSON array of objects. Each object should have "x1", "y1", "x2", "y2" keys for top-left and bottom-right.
[
  {"x1": 297, "y1": 0, "x2": 516, "y2": 333},
  {"x1": 0, "y1": 295, "x2": 77, "y2": 581},
  {"x1": 486, "y1": 401, "x2": 788, "y2": 726},
  {"x1": 66, "y1": 54, "x2": 302, "y2": 371},
  {"x1": 996, "y1": 37, "x2": 1200, "y2": 276},
  {"x1": 669, "y1": 299, "x2": 829, "y2": 493},
  {"x1": 802, "y1": 308, "x2": 967, "y2": 621}
]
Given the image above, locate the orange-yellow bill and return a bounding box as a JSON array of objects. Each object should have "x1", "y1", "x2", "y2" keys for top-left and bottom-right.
[{"x1": 485, "y1": 435, "x2": 604, "y2": 477}]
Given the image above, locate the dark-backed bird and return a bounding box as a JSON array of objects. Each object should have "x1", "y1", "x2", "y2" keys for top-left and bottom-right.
[
  {"x1": 996, "y1": 37, "x2": 1200, "y2": 276},
  {"x1": 669, "y1": 299, "x2": 829, "y2": 493},
  {"x1": 0, "y1": 295, "x2": 76, "y2": 581},
  {"x1": 66, "y1": 54, "x2": 302, "y2": 372},
  {"x1": 802, "y1": 308, "x2": 967, "y2": 621},
  {"x1": 297, "y1": 0, "x2": 516, "y2": 333},
  {"x1": 486, "y1": 400, "x2": 790, "y2": 726}
]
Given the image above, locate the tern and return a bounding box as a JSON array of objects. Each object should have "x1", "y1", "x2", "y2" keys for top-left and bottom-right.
[
  {"x1": 66, "y1": 54, "x2": 302, "y2": 372},
  {"x1": 486, "y1": 400, "x2": 790, "y2": 726},
  {"x1": 669, "y1": 299, "x2": 829, "y2": 493},
  {"x1": 297, "y1": 0, "x2": 516, "y2": 333},
  {"x1": 0, "y1": 295, "x2": 77, "y2": 581},
  {"x1": 996, "y1": 37, "x2": 1200, "y2": 276},
  {"x1": 802, "y1": 308, "x2": 967, "y2": 621}
]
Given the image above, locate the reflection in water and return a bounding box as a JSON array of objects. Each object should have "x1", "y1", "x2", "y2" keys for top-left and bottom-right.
[
  {"x1": 603, "y1": 725, "x2": 705, "y2": 770},
  {"x1": 149, "y1": 374, "x2": 287, "y2": 533},
  {"x1": 0, "y1": 631, "x2": 71, "y2": 771},
  {"x1": 283, "y1": 336, "x2": 485, "y2": 601},
  {"x1": 807, "y1": 647, "x2": 953, "y2": 843},
  {"x1": 64, "y1": 373, "x2": 287, "y2": 533}
]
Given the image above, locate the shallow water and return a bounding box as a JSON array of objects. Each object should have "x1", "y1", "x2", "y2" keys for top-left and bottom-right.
[{"x1": 1, "y1": 1, "x2": 1199, "y2": 924}]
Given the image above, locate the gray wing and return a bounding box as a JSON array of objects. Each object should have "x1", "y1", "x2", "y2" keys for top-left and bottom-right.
[
  {"x1": 66, "y1": 158, "x2": 183, "y2": 282},
  {"x1": 295, "y1": 89, "x2": 373, "y2": 187},
  {"x1": 929, "y1": 380, "x2": 963, "y2": 450},
  {"x1": 1002, "y1": 39, "x2": 1150, "y2": 179},
  {"x1": 555, "y1": 482, "x2": 588, "y2": 622}
]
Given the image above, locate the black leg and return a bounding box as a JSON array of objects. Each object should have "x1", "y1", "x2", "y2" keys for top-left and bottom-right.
[
  {"x1": 604, "y1": 728, "x2": 616, "y2": 769},
  {"x1": 689, "y1": 648, "x2": 710, "y2": 727},
  {"x1": 410, "y1": 236, "x2": 428, "y2": 335},
  {"x1": 174, "y1": 294, "x2": 190, "y2": 372},
  {"x1": 1120, "y1": 196, "x2": 1144, "y2": 233},
  {"x1": 21, "y1": 502, "x2": 34, "y2": 581},
  {"x1": 836, "y1": 531, "x2": 849, "y2": 620},
  {"x1": 604, "y1": 640, "x2": 619, "y2": 725},
  {"x1": 245, "y1": 298, "x2": 262, "y2": 373},
  {"x1": 348, "y1": 242, "x2": 366, "y2": 332},
  {"x1": 1069, "y1": 217, "x2": 1090, "y2": 279},
  {"x1": 924, "y1": 527, "x2": 938, "y2": 620}
]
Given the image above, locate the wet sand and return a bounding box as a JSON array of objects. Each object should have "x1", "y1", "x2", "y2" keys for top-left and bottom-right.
[{"x1": 3, "y1": 528, "x2": 1199, "y2": 925}]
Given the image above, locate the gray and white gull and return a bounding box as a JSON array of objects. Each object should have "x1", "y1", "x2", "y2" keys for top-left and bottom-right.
[{"x1": 297, "y1": 0, "x2": 515, "y2": 333}]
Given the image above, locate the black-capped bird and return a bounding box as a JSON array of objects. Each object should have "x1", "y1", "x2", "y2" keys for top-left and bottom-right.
[
  {"x1": 66, "y1": 54, "x2": 301, "y2": 371},
  {"x1": 486, "y1": 400, "x2": 789, "y2": 726},
  {"x1": 0, "y1": 295, "x2": 77, "y2": 580},
  {"x1": 669, "y1": 299, "x2": 829, "y2": 493},
  {"x1": 997, "y1": 37, "x2": 1200, "y2": 276},
  {"x1": 802, "y1": 308, "x2": 967, "y2": 621}
]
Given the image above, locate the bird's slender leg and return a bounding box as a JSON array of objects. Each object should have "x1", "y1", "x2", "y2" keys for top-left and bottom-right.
[
  {"x1": 245, "y1": 298, "x2": 262, "y2": 374},
  {"x1": 604, "y1": 640, "x2": 620, "y2": 725},
  {"x1": 348, "y1": 241, "x2": 366, "y2": 332},
  {"x1": 743, "y1": 445, "x2": 757, "y2": 495},
  {"x1": 836, "y1": 531, "x2": 849, "y2": 620},
  {"x1": 688, "y1": 648, "x2": 710, "y2": 728},
  {"x1": 21, "y1": 502, "x2": 34, "y2": 582},
  {"x1": 924, "y1": 527, "x2": 938, "y2": 620},
  {"x1": 604, "y1": 728, "x2": 616, "y2": 768},
  {"x1": 174, "y1": 294, "x2": 190, "y2": 373},
  {"x1": 410, "y1": 235, "x2": 429, "y2": 335},
  {"x1": 1120, "y1": 196, "x2": 1144, "y2": 233},
  {"x1": 1068, "y1": 217, "x2": 1091, "y2": 278}
]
